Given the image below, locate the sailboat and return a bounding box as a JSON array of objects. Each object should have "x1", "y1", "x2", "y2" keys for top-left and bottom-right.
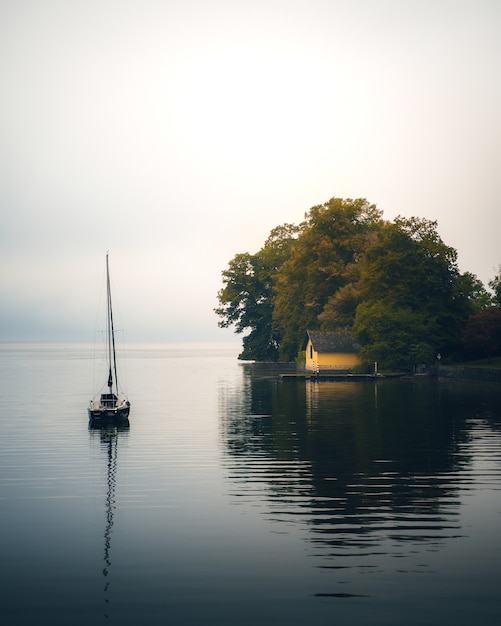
[{"x1": 88, "y1": 254, "x2": 131, "y2": 424}]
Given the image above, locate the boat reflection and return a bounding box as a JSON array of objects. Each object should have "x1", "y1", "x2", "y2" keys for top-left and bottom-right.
[{"x1": 89, "y1": 422, "x2": 129, "y2": 618}]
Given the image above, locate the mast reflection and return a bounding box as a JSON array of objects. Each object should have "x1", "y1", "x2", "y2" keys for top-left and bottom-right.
[{"x1": 89, "y1": 420, "x2": 129, "y2": 618}]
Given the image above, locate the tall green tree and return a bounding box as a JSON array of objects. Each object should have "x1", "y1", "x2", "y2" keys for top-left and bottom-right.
[
  {"x1": 352, "y1": 217, "x2": 482, "y2": 369},
  {"x1": 215, "y1": 223, "x2": 299, "y2": 360},
  {"x1": 318, "y1": 281, "x2": 363, "y2": 331},
  {"x1": 272, "y1": 198, "x2": 383, "y2": 360}
]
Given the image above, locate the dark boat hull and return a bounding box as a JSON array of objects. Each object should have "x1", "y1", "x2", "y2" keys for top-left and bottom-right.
[{"x1": 88, "y1": 403, "x2": 130, "y2": 425}]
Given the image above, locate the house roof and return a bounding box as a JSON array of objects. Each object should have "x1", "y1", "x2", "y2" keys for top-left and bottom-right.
[{"x1": 306, "y1": 330, "x2": 360, "y2": 353}]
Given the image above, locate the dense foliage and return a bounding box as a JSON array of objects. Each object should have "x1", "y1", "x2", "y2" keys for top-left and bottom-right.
[
  {"x1": 215, "y1": 197, "x2": 494, "y2": 370},
  {"x1": 349, "y1": 217, "x2": 480, "y2": 370},
  {"x1": 214, "y1": 223, "x2": 300, "y2": 360},
  {"x1": 273, "y1": 198, "x2": 383, "y2": 360}
]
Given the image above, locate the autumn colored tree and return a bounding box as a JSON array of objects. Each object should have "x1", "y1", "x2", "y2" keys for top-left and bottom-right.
[{"x1": 461, "y1": 307, "x2": 501, "y2": 359}]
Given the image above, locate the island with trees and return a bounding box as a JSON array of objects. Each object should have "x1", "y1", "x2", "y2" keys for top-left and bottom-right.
[{"x1": 215, "y1": 197, "x2": 501, "y2": 373}]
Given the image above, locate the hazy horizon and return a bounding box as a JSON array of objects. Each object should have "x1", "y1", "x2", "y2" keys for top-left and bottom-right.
[{"x1": 1, "y1": 0, "x2": 500, "y2": 343}]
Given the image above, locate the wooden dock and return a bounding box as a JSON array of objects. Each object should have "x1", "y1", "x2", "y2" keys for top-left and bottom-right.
[
  {"x1": 279, "y1": 372, "x2": 409, "y2": 380},
  {"x1": 280, "y1": 373, "x2": 378, "y2": 380}
]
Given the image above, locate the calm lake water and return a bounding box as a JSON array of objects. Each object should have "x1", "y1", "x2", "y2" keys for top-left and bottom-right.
[{"x1": 1, "y1": 343, "x2": 501, "y2": 625}]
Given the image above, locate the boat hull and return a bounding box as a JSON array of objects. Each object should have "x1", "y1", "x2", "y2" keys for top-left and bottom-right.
[{"x1": 88, "y1": 402, "x2": 130, "y2": 425}]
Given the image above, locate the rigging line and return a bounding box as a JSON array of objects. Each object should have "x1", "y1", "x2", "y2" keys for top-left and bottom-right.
[
  {"x1": 106, "y1": 254, "x2": 112, "y2": 391},
  {"x1": 106, "y1": 253, "x2": 119, "y2": 394},
  {"x1": 110, "y1": 278, "x2": 118, "y2": 395},
  {"x1": 105, "y1": 253, "x2": 127, "y2": 396}
]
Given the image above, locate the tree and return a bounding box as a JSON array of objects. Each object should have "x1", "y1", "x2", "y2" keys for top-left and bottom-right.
[
  {"x1": 352, "y1": 217, "x2": 476, "y2": 370},
  {"x1": 455, "y1": 272, "x2": 494, "y2": 314},
  {"x1": 489, "y1": 266, "x2": 501, "y2": 307},
  {"x1": 215, "y1": 223, "x2": 299, "y2": 360},
  {"x1": 354, "y1": 300, "x2": 435, "y2": 371},
  {"x1": 216, "y1": 197, "x2": 491, "y2": 366},
  {"x1": 272, "y1": 198, "x2": 383, "y2": 360},
  {"x1": 318, "y1": 282, "x2": 362, "y2": 331},
  {"x1": 462, "y1": 307, "x2": 501, "y2": 359}
]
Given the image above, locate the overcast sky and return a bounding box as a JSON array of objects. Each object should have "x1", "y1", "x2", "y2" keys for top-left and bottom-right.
[{"x1": 1, "y1": 0, "x2": 500, "y2": 342}]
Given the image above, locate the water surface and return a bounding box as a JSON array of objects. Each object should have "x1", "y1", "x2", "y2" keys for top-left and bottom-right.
[{"x1": 1, "y1": 343, "x2": 500, "y2": 625}]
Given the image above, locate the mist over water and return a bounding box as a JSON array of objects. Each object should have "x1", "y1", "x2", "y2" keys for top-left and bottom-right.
[{"x1": 1, "y1": 344, "x2": 500, "y2": 625}]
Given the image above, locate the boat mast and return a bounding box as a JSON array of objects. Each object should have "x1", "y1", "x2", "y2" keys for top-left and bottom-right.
[{"x1": 106, "y1": 253, "x2": 119, "y2": 396}]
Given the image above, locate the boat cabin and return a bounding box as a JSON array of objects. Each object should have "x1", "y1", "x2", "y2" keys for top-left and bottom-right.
[{"x1": 100, "y1": 393, "x2": 118, "y2": 408}]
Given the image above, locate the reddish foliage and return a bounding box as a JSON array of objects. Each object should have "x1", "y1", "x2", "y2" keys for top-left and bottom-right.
[{"x1": 462, "y1": 307, "x2": 501, "y2": 358}]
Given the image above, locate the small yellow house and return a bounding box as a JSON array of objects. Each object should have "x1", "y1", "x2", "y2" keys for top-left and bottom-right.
[{"x1": 305, "y1": 330, "x2": 361, "y2": 373}]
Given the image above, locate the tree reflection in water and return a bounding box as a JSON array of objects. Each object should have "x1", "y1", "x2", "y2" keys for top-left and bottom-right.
[{"x1": 220, "y1": 374, "x2": 501, "y2": 578}]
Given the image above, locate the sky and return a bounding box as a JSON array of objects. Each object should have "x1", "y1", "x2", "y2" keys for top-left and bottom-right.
[{"x1": 1, "y1": 0, "x2": 500, "y2": 342}]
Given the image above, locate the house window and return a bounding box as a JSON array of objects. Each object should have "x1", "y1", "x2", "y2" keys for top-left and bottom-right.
[{"x1": 310, "y1": 344, "x2": 313, "y2": 359}]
